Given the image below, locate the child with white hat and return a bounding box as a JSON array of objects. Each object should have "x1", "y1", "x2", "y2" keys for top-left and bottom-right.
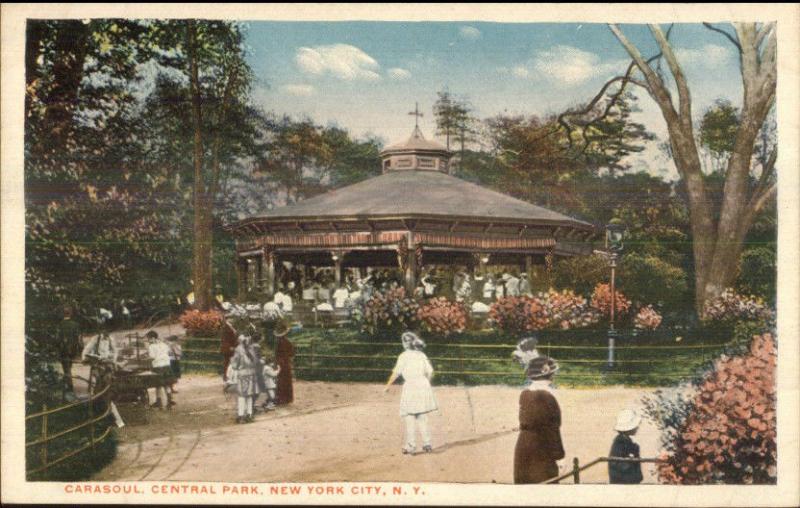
[{"x1": 608, "y1": 409, "x2": 644, "y2": 484}]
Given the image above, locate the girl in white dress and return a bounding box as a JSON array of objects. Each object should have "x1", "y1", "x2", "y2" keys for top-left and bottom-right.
[{"x1": 384, "y1": 332, "x2": 438, "y2": 455}]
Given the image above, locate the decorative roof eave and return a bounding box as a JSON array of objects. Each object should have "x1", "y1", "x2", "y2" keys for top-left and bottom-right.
[
  {"x1": 379, "y1": 147, "x2": 453, "y2": 156},
  {"x1": 225, "y1": 212, "x2": 596, "y2": 237}
]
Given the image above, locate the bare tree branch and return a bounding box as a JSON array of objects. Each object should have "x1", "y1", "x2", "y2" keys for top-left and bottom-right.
[
  {"x1": 649, "y1": 24, "x2": 692, "y2": 123},
  {"x1": 608, "y1": 24, "x2": 680, "y2": 125},
  {"x1": 702, "y1": 22, "x2": 742, "y2": 52}
]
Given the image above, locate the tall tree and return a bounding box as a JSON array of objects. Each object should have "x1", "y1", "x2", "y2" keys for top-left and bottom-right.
[
  {"x1": 155, "y1": 20, "x2": 252, "y2": 310},
  {"x1": 433, "y1": 89, "x2": 476, "y2": 157},
  {"x1": 598, "y1": 23, "x2": 776, "y2": 314}
]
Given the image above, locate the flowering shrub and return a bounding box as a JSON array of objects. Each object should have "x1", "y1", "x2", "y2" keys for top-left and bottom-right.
[
  {"x1": 590, "y1": 283, "x2": 631, "y2": 318},
  {"x1": 489, "y1": 296, "x2": 544, "y2": 335},
  {"x1": 417, "y1": 297, "x2": 468, "y2": 337},
  {"x1": 537, "y1": 289, "x2": 600, "y2": 330},
  {"x1": 490, "y1": 291, "x2": 600, "y2": 334},
  {"x1": 179, "y1": 309, "x2": 223, "y2": 337},
  {"x1": 634, "y1": 305, "x2": 663, "y2": 331},
  {"x1": 651, "y1": 334, "x2": 777, "y2": 484},
  {"x1": 361, "y1": 288, "x2": 420, "y2": 336},
  {"x1": 703, "y1": 289, "x2": 774, "y2": 326}
]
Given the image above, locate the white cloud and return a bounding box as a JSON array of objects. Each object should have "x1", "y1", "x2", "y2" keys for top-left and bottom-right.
[
  {"x1": 295, "y1": 44, "x2": 381, "y2": 81},
  {"x1": 281, "y1": 84, "x2": 315, "y2": 96},
  {"x1": 388, "y1": 67, "x2": 411, "y2": 80},
  {"x1": 511, "y1": 65, "x2": 530, "y2": 78},
  {"x1": 510, "y1": 45, "x2": 626, "y2": 86},
  {"x1": 459, "y1": 26, "x2": 481, "y2": 40},
  {"x1": 674, "y1": 44, "x2": 731, "y2": 68}
]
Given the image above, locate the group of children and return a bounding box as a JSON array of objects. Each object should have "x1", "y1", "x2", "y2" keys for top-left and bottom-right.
[{"x1": 225, "y1": 332, "x2": 281, "y2": 423}]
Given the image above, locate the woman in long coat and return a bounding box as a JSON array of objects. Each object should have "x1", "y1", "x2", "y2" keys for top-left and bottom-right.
[
  {"x1": 274, "y1": 322, "x2": 295, "y2": 405},
  {"x1": 513, "y1": 356, "x2": 565, "y2": 484}
]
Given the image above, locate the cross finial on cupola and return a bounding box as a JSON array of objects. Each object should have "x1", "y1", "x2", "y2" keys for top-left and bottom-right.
[{"x1": 408, "y1": 102, "x2": 424, "y2": 129}]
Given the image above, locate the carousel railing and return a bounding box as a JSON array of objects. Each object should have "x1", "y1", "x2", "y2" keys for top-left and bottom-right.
[{"x1": 25, "y1": 375, "x2": 115, "y2": 477}]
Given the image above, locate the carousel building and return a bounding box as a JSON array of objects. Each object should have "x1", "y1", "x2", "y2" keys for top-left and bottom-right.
[{"x1": 226, "y1": 124, "x2": 598, "y2": 300}]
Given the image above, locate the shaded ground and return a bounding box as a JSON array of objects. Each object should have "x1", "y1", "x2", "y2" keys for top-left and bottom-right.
[{"x1": 92, "y1": 373, "x2": 662, "y2": 484}]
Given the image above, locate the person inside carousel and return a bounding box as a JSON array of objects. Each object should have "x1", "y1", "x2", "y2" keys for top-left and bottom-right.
[
  {"x1": 146, "y1": 330, "x2": 174, "y2": 409},
  {"x1": 421, "y1": 270, "x2": 437, "y2": 298},
  {"x1": 226, "y1": 333, "x2": 260, "y2": 423},
  {"x1": 455, "y1": 271, "x2": 472, "y2": 303},
  {"x1": 519, "y1": 272, "x2": 532, "y2": 296},
  {"x1": 504, "y1": 272, "x2": 521, "y2": 297},
  {"x1": 482, "y1": 274, "x2": 496, "y2": 301}
]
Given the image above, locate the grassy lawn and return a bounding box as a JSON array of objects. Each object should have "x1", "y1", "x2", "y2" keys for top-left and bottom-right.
[{"x1": 288, "y1": 326, "x2": 733, "y2": 388}]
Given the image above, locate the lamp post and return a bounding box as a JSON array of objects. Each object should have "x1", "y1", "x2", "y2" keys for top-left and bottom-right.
[{"x1": 605, "y1": 222, "x2": 626, "y2": 368}]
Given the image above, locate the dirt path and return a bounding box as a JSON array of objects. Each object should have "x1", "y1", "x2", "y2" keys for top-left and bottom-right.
[{"x1": 92, "y1": 374, "x2": 663, "y2": 484}]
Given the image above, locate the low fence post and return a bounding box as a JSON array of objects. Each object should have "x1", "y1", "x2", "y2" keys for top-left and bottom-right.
[
  {"x1": 572, "y1": 457, "x2": 580, "y2": 484},
  {"x1": 458, "y1": 345, "x2": 465, "y2": 384},
  {"x1": 310, "y1": 339, "x2": 315, "y2": 377},
  {"x1": 40, "y1": 404, "x2": 48, "y2": 471},
  {"x1": 88, "y1": 386, "x2": 96, "y2": 457}
]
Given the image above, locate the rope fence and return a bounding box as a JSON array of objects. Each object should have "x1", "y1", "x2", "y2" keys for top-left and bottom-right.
[{"x1": 293, "y1": 338, "x2": 726, "y2": 384}]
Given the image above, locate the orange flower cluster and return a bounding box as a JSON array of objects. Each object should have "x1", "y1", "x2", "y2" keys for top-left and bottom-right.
[
  {"x1": 179, "y1": 309, "x2": 223, "y2": 337},
  {"x1": 361, "y1": 287, "x2": 420, "y2": 335},
  {"x1": 657, "y1": 334, "x2": 777, "y2": 484},
  {"x1": 417, "y1": 297, "x2": 468, "y2": 337},
  {"x1": 590, "y1": 283, "x2": 631, "y2": 318}
]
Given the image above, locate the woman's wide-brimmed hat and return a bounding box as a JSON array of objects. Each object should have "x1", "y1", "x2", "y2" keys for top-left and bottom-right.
[
  {"x1": 273, "y1": 321, "x2": 290, "y2": 337},
  {"x1": 614, "y1": 409, "x2": 642, "y2": 432},
  {"x1": 525, "y1": 355, "x2": 559, "y2": 379}
]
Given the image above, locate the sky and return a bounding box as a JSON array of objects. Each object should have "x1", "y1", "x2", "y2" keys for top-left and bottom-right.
[{"x1": 244, "y1": 21, "x2": 745, "y2": 180}]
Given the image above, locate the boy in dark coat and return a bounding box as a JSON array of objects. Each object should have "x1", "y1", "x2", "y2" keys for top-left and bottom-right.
[{"x1": 608, "y1": 409, "x2": 644, "y2": 484}]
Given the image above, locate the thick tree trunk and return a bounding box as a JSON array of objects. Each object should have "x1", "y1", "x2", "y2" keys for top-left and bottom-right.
[
  {"x1": 609, "y1": 23, "x2": 776, "y2": 317},
  {"x1": 187, "y1": 21, "x2": 213, "y2": 311}
]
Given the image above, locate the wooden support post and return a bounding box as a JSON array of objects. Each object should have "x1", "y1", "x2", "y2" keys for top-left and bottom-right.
[
  {"x1": 404, "y1": 233, "x2": 417, "y2": 293},
  {"x1": 333, "y1": 251, "x2": 343, "y2": 288},
  {"x1": 236, "y1": 259, "x2": 245, "y2": 300},
  {"x1": 572, "y1": 457, "x2": 581, "y2": 484},
  {"x1": 263, "y1": 249, "x2": 275, "y2": 298}
]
